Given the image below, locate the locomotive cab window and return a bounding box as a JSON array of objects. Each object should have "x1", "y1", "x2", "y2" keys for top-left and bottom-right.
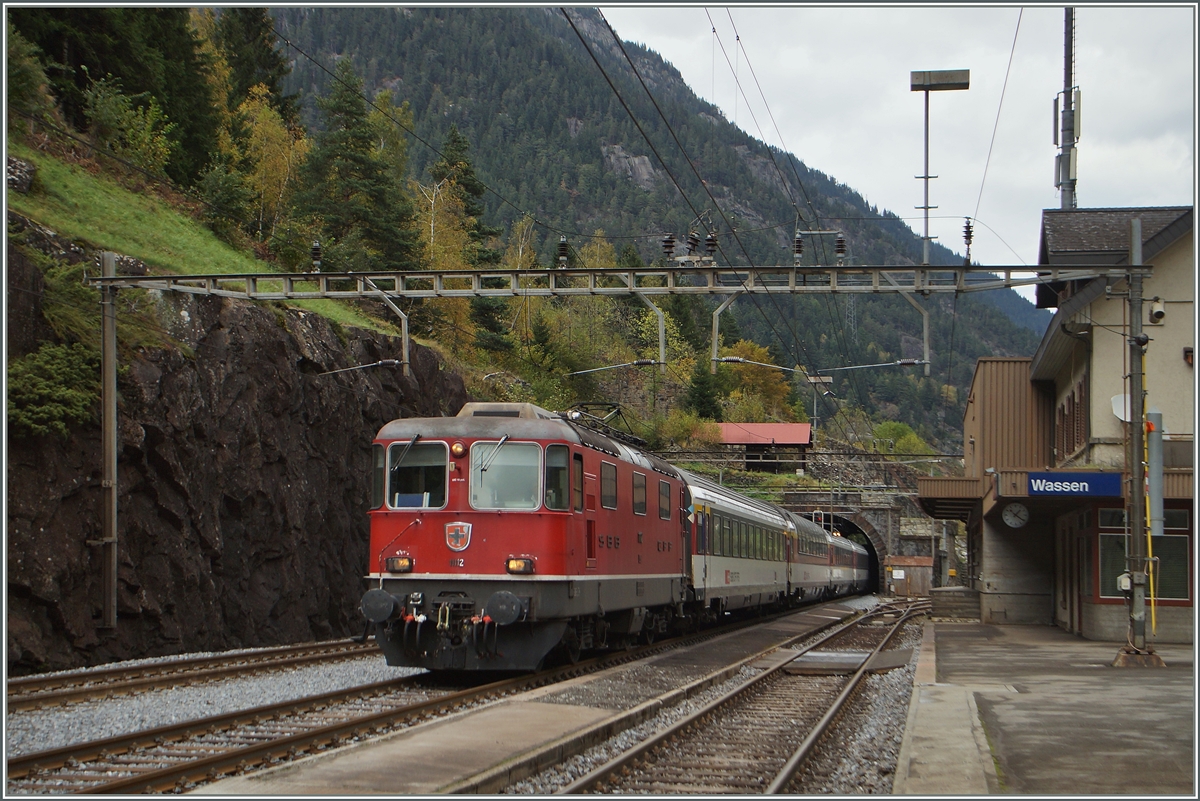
[
  {"x1": 545, "y1": 445, "x2": 570, "y2": 511},
  {"x1": 573, "y1": 453, "x2": 584, "y2": 512},
  {"x1": 388, "y1": 440, "x2": 448, "y2": 508},
  {"x1": 601, "y1": 462, "x2": 618, "y2": 509},
  {"x1": 659, "y1": 480, "x2": 671, "y2": 520},
  {"x1": 632, "y1": 472, "x2": 647, "y2": 516},
  {"x1": 470, "y1": 440, "x2": 541, "y2": 510}
]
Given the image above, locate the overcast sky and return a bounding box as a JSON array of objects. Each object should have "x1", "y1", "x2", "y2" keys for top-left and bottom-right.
[{"x1": 599, "y1": 5, "x2": 1196, "y2": 300}]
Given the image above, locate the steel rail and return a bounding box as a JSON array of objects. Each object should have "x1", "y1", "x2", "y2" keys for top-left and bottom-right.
[
  {"x1": 11, "y1": 608, "x2": 785, "y2": 794},
  {"x1": 7, "y1": 640, "x2": 378, "y2": 711},
  {"x1": 557, "y1": 599, "x2": 927, "y2": 794},
  {"x1": 766, "y1": 605, "x2": 926, "y2": 793}
]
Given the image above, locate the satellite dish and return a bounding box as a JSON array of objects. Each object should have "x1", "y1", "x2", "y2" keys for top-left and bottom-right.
[{"x1": 1111, "y1": 394, "x2": 1131, "y2": 422}]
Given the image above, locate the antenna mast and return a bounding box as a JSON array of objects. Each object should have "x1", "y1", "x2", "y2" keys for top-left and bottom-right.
[{"x1": 1056, "y1": 8, "x2": 1079, "y2": 209}]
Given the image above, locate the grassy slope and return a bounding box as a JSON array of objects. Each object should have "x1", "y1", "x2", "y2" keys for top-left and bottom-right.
[{"x1": 6, "y1": 140, "x2": 399, "y2": 335}]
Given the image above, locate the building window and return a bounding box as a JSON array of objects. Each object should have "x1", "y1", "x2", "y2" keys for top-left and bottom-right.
[
  {"x1": 1099, "y1": 534, "x2": 1126, "y2": 598},
  {"x1": 601, "y1": 462, "x2": 617, "y2": 509},
  {"x1": 1098, "y1": 508, "x2": 1126, "y2": 530},
  {"x1": 1153, "y1": 536, "x2": 1190, "y2": 600},
  {"x1": 1164, "y1": 509, "x2": 1190, "y2": 530},
  {"x1": 1100, "y1": 533, "x2": 1191, "y2": 600},
  {"x1": 1056, "y1": 379, "x2": 1088, "y2": 461}
]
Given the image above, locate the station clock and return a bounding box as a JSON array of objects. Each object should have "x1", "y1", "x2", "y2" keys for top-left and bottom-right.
[{"x1": 1001, "y1": 502, "x2": 1030, "y2": 529}]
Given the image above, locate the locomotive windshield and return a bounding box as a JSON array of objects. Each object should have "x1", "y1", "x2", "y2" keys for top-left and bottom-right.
[
  {"x1": 388, "y1": 441, "x2": 447, "y2": 508},
  {"x1": 470, "y1": 440, "x2": 540, "y2": 510}
]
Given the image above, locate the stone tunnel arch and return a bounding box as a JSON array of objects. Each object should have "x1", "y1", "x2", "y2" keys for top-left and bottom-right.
[{"x1": 783, "y1": 501, "x2": 894, "y2": 594}]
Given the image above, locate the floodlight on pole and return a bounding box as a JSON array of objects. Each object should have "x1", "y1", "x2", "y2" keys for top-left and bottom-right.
[{"x1": 911, "y1": 69, "x2": 969, "y2": 265}]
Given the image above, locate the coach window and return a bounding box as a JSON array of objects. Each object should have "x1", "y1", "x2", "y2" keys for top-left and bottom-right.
[
  {"x1": 573, "y1": 453, "x2": 584, "y2": 512},
  {"x1": 601, "y1": 462, "x2": 618, "y2": 509},
  {"x1": 470, "y1": 440, "x2": 540, "y2": 510},
  {"x1": 389, "y1": 441, "x2": 448, "y2": 508},
  {"x1": 659, "y1": 480, "x2": 671, "y2": 520},
  {"x1": 545, "y1": 445, "x2": 570, "y2": 511},
  {"x1": 632, "y1": 472, "x2": 647, "y2": 515}
]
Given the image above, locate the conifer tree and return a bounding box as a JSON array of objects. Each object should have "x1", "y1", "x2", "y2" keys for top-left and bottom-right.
[
  {"x1": 215, "y1": 7, "x2": 297, "y2": 124},
  {"x1": 685, "y1": 361, "x2": 723, "y2": 421},
  {"x1": 295, "y1": 59, "x2": 419, "y2": 272}
]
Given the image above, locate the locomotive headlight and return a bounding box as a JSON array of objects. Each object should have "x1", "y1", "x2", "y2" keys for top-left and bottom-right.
[
  {"x1": 506, "y1": 557, "x2": 535, "y2": 574},
  {"x1": 451, "y1": 441, "x2": 466, "y2": 458},
  {"x1": 385, "y1": 556, "x2": 414, "y2": 573}
]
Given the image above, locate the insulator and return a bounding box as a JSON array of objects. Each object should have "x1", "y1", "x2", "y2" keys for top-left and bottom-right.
[
  {"x1": 662, "y1": 233, "x2": 676, "y2": 258},
  {"x1": 793, "y1": 233, "x2": 804, "y2": 257},
  {"x1": 557, "y1": 235, "x2": 568, "y2": 262},
  {"x1": 310, "y1": 241, "x2": 321, "y2": 262},
  {"x1": 835, "y1": 233, "x2": 847, "y2": 256},
  {"x1": 686, "y1": 230, "x2": 700, "y2": 254},
  {"x1": 963, "y1": 218, "x2": 974, "y2": 247},
  {"x1": 704, "y1": 232, "x2": 718, "y2": 255}
]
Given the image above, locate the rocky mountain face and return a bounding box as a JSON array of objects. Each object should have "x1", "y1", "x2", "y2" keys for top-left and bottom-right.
[{"x1": 6, "y1": 227, "x2": 469, "y2": 674}]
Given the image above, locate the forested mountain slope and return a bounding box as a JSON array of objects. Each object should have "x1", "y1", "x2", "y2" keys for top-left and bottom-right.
[{"x1": 275, "y1": 6, "x2": 1048, "y2": 445}]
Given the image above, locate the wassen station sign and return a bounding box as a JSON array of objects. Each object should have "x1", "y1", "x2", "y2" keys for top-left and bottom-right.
[{"x1": 1027, "y1": 472, "x2": 1123, "y2": 497}]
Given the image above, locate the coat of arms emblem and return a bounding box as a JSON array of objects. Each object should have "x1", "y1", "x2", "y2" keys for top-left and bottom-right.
[{"x1": 445, "y1": 521, "x2": 472, "y2": 551}]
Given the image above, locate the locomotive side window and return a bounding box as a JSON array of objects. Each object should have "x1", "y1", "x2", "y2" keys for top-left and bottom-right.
[
  {"x1": 658, "y1": 480, "x2": 671, "y2": 520},
  {"x1": 573, "y1": 453, "x2": 584, "y2": 512},
  {"x1": 632, "y1": 472, "x2": 647, "y2": 515},
  {"x1": 545, "y1": 445, "x2": 570, "y2": 511},
  {"x1": 388, "y1": 441, "x2": 448, "y2": 508},
  {"x1": 470, "y1": 441, "x2": 541, "y2": 510},
  {"x1": 371, "y1": 444, "x2": 385, "y2": 510},
  {"x1": 601, "y1": 462, "x2": 618, "y2": 509}
]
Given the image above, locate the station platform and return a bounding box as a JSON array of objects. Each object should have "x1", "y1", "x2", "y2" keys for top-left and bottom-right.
[{"x1": 893, "y1": 620, "x2": 1195, "y2": 795}]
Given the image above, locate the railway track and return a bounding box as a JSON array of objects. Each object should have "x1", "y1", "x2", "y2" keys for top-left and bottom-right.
[
  {"x1": 8, "y1": 609, "x2": 798, "y2": 795},
  {"x1": 558, "y1": 598, "x2": 928, "y2": 794},
  {"x1": 6, "y1": 639, "x2": 378, "y2": 711}
]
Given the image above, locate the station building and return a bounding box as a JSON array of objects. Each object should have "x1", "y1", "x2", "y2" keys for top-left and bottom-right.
[{"x1": 919, "y1": 207, "x2": 1194, "y2": 643}]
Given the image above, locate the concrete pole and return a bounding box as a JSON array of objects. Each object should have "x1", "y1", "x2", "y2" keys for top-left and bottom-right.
[
  {"x1": 100, "y1": 252, "x2": 118, "y2": 629},
  {"x1": 1127, "y1": 218, "x2": 1148, "y2": 652},
  {"x1": 636, "y1": 294, "x2": 667, "y2": 376},
  {"x1": 709, "y1": 294, "x2": 740, "y2": 374}
]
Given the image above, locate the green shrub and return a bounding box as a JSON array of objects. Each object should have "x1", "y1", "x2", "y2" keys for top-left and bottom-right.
[
  {"x1": 7, "y1": 342, "x2": 101, "y2": 438},
  {"x1": 6, "y1": 16, "x2": 55, "y2": 130},
  {"x1": 82, "y1": 74, "x2": 176, "y2": 175}
]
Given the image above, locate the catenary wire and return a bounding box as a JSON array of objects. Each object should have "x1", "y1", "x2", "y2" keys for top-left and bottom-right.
[{"x1": 588, "y1": 8, "x2": 854, "y2": 442}]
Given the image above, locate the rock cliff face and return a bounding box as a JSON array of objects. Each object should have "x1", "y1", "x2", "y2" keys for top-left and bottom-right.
[{"x1": 6, "y1": 234, "x2": 469, "y2": 674}]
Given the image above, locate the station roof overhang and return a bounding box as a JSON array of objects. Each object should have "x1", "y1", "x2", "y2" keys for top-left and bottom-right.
[{"x1": 917, "y1": 476, "x2": 982, "y2": 522}]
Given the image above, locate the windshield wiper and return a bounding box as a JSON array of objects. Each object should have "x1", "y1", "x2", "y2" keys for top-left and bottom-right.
[
  {"x1": 393, "y1": 433, "x2": 421, "y2": 466},
  {"x1": 479, "y1": 434, "x2": 510, "y2": 473}
]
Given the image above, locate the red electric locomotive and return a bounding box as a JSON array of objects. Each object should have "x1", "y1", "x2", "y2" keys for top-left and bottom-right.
[
  {"x1": 359, "y1": 401, "x2": 870, "y2": 671},
  {"x1": 360, "y1": 402, "x2": 692, "y2": 670}
]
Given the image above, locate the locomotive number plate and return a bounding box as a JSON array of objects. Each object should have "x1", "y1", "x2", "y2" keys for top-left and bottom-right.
[{"x1": 449, "y1": 558, "x2": 465, "y2": 568}]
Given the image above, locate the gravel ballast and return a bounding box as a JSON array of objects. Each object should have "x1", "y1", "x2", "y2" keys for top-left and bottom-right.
[
  {"x1": 5, "y1": 650, "x2": 419, "y2": 758},
  {"x1": 504, "y1": 595, "x2": 919, "y2": 794}
]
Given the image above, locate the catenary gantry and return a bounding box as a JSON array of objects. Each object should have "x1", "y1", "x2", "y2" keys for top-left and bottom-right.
[{"x1": 89, "y1": 261, "x2": 1148, "y2": 377}]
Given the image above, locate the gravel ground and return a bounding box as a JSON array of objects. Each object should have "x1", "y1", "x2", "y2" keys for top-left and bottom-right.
[
  {"x1": 789, "y1": 620, "x2": 924, "y2": 794},
  {"x1": 7, "y1": 594, "x2": 911, "y2": 793},
  {"x1": 504, "y1": 594, "x2": 907, "y2": 794},
  {"x1": 5, "y1": 651, "x2": 419, "y2": 758}
]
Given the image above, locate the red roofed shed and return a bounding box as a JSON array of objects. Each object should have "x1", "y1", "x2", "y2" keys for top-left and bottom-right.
[{"x1": 715, "y1": 423, "x2": 813, "y2": 473}]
